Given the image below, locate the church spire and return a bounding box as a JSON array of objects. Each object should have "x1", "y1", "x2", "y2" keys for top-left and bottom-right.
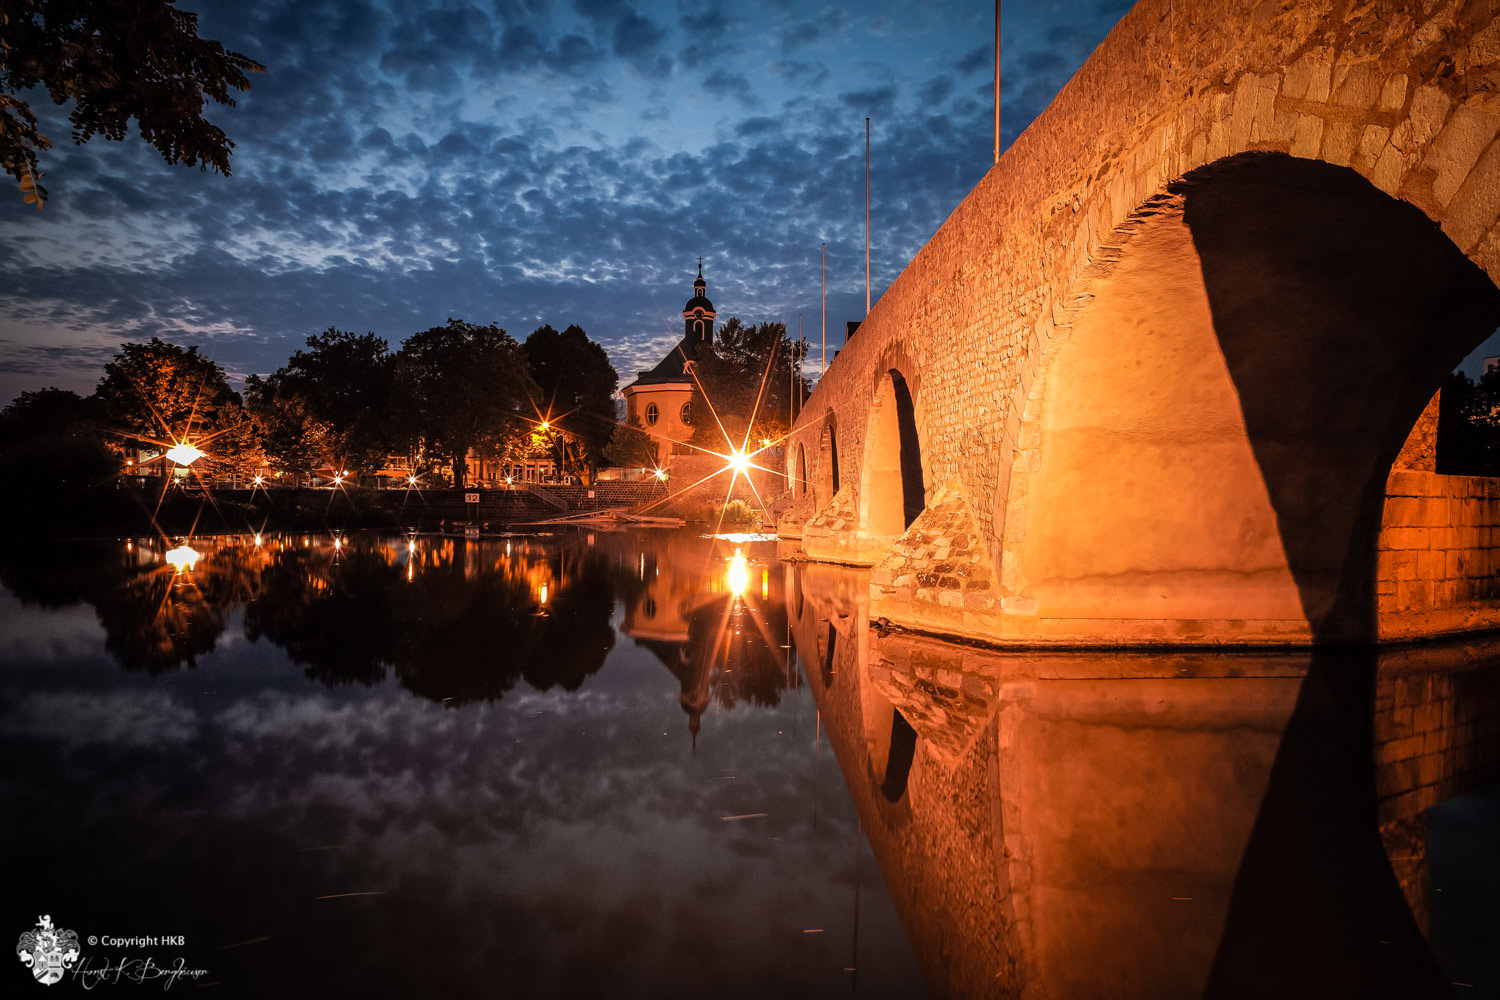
[{"x1": 683, "y1": 260, "x2": 716, "y2": 345}]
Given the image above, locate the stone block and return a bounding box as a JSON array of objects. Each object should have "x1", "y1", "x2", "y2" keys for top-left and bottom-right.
[
  {"x1": 1445, "y1": 136, "x2": 1500, "y2": 252},
  {"x1": 1428, "y1": 106, "x2": 1500, "y2": 206}
]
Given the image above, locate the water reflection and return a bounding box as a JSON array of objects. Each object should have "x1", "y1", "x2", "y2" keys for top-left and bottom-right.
[
  {"x1": 2, "y1": 533, "x2": 1495, "y2": 996},
  {"x1": 784, "y1": 560, "x2": 1500, "y2": 999},
  {"x1": 0, "y1": 531, "x2": 794, "y2": 727}
]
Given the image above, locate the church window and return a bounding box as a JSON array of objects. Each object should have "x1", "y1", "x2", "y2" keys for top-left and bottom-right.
[
  {"x1": 680, "y1": 401, "x2": 692, "y2": 425},
  {"x1": 645, "y1": 402, "x2": 659, "y2": 425}
]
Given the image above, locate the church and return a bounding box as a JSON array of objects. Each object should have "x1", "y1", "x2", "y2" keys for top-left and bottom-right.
[{"x1": 621, "y1": 264, "x2": 717, "y2": 462}]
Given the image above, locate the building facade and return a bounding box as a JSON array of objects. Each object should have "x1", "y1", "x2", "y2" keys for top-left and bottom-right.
[{"x1": 621, "y1": 265, "x2": 715, "y2": 462}]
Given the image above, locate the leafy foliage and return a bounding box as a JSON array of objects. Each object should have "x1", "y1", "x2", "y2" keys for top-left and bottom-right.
[
  {"x1": 1, "y1": 0, "x2": 263, "y2": 206},
  {"x1": 688, "y1": 318, "x2": 810, "y2": 450},
  {"x1": 0, "y1": 385, "x2": 95, "y2": 447},
  {"x1": 95, "y1": 337, "x2": 263, "y2": 476},
  {"x1": 522, "y1": 323, "x2": 619, "y2": 484},
  {"x1": 391, "y1": 319, "x2": 537, "y2": 487},
  {"x1": 247, "y1": 329, "x2": 395, "y2": 476},
  {"x1": 603, "y1": 418, "x2": 659, "y2": 470},
  {"x1": 1437, "y1": 370, "x2": 1500, "y2": 476}
]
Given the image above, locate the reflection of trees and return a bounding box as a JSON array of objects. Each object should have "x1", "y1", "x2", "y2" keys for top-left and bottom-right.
[
  {"x1": 0, "y1": 535, "x2": 622, "y2": 701},
  {"x1": 243, "y1": 547, "x2": 399, "y2": 687},
  {"x1": 100, "y1": 542, "x2": 262, "y2": 672}
]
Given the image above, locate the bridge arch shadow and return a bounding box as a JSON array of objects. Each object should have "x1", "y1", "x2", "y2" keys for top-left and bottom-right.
[
  {"x1": 1006, "y1": 152, "x2": 1500, "y2": 642},
  {"x1": 861, "y1": 367, "x2": 928, "y2": 538}
]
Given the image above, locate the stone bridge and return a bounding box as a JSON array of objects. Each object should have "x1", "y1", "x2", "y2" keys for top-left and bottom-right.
[{"x1": 779, "y1": 0, "x2": 1500, "y2": 646}]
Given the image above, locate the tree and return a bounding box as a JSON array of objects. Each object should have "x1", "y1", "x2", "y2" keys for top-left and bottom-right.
[
  {"x1": 0, "y1": 385, "x2": 95, "y2": 447},
  {"x1": 603, "y1": 419, "x2": 659, "y2": 470},
  {"x1": 94, "y1": 337, "x2": 263, "y2": 477},
  {"x1": 1437, "y1": 369, "x2": 1500, "y2": 476},
  {"x1": 250, "y1": 329, "x2": 395, "y2": 477},
  {"x1": 0, "y1": 385, "x2": 113, "y2": 495},
  {"x1": 392, "y1": 319, "x2": 537, "y2": 488},
  {"x1": 521, "y1": 323, "x2": 619, "y2": 485},
  {"x1": 688, "y1": 318, "x2": 810, "y2": 451},
  {"x1": 1, "y1": 0, "x2": 262, "y2": 206},
  {"x1": 243, "y1": 373, "x2": 329, "y2": 482}
]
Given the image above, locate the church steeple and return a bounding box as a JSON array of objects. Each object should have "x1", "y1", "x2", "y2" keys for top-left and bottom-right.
[{"x1": 682, "y1": 261, "x2": 716, "y2": 345}]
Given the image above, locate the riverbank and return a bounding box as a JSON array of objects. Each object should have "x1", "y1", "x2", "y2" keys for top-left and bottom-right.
[{"x1": 10, "y1": 481, "x2": 678, "y2": 539}]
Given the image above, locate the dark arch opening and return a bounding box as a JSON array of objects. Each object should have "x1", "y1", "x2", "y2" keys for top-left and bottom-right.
[
  {"x1": 864, "y1": 368, "x2": 927, "y2": 535},
  {"x1": 1181, "y1": 153, "x2": 1500, "y2": 639},
  {"x1": 821, "y1": 621, "x2": 837, "y2": 687},
  {"x1": 816, "y1": 423, "x2": 839, "y2": 506},
  {"x1": 893, "y1": 373, "x2": 925, "y2": 527},
  {"x1": 1014, "y1": 151, "x2": 1500, "y2": 643},
  {"x1": 796, "y1": 443, "x2": 807, "y2": 499},
  {"x1": 879, "y1": 709, "x2": 918, "y2": 802}
]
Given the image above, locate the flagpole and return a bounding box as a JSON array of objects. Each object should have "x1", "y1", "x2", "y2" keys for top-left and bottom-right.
[{"x1": 820, "y1": 243, "x2": 826, "y2": 378}]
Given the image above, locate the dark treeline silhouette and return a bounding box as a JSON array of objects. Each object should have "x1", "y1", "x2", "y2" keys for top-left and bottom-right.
[
  {"x1": 1437, "y1": 368, "x2": 1500, "y2": 476},
  {"x1": 0, "y1": 319, "x2": 623, "y2": 504}
]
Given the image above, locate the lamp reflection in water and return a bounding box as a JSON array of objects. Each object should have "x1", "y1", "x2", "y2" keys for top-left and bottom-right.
[
  {"x1": 726, "y1": 549, "x2": 749, "y2": 598},
  {"x1": 164, "y1": 544, "x2": 200, "y2": 574}
]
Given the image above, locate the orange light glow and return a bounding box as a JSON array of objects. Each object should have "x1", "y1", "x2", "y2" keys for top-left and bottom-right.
[
  {"x1": 727, "y1": 549, "x2": 749, "y2": 597},
  {"x1": 165, "y1": 544, "x2": 200, "y2": 573},
  {"x1": 165, "y1": 442, "x2": 204, "y2": 466}
]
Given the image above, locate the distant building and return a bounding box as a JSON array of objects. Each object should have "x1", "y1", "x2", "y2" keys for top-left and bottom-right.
[
  {"x1": 1485, "y1": 356, "x2": 1500, "y2": 375},
  {"x1": 621, "y1": 264, "x2": 715, "y2": 463}
]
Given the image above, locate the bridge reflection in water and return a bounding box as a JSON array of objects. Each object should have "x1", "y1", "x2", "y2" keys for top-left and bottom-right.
[{"x1": 785, "y1": 560, "x2": 1499, "y2": 999}]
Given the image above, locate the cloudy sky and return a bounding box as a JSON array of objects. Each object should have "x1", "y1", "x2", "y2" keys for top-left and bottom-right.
[{"x1": 0, "y1": 0, "x2": 1139, "y2": 405}]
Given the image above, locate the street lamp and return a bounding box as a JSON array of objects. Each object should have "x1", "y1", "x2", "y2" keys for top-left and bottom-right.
[{"x1": 165, "y1": 442, "x2": 204, "y2": 466}]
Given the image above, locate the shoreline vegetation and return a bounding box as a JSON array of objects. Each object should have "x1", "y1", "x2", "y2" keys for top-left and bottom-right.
[{"x1": 11, "y1": 482, "x2": 762, "y2": 540}]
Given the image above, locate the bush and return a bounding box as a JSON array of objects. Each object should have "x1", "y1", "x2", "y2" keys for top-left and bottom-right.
[{"x1": 721, "y1": 499, "x2": 755, "y2": 523}]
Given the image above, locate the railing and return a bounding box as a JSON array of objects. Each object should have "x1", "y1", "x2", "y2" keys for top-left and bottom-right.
[{"x1": 525, "y1": 483, "x2": 569, "y2": 511}]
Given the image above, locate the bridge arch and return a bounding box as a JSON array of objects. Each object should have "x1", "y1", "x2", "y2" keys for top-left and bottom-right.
[
  {"x1": 814, "y1": 414, "x2": 840, "y2": 509},
  {"x1": 1004, "y1": 152, "x2": 1500, "y2": 642},
  {"x1": 861, "y1": 366, "x2": 928, "y2": 537},
  {"x1": 779, "y1": 0, "x2": 1500, "y2": 644}
]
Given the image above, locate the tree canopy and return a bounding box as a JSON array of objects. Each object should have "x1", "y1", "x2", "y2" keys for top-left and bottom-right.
[
  {"x1": 1437, "y1": 370, "x2": 1500, "y2": 476},
  {"x1": 603, "y1": 419, "x2": 659, "y2": 471},
  {"x1": 247, "y1": 328, "x2": 395, "y2": 476},
  {"x1": 1, "y1": 0, "x2": 262, "y2": 206},
  {"x1": 688, "y1": 318, "x2": 810, "y2": 452},
  {"x1": 392, "y1": 319, "x2": 537, "y2": 487},
  {"x1": 522, "y1": 323, "x2": 619, "y2": 484},
  {"x1": 95, "y1": 337, "x2": 262, "y2": 476}
]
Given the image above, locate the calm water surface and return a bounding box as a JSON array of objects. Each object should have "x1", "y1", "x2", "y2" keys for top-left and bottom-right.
[{"x1": 1, "y1": 529, "x2": 1496, "y2": 998}]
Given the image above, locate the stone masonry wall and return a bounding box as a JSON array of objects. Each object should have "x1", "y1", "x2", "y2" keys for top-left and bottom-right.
[
  {"x1": 783, "y1": 0, "x2": 1500, "y2": 643},
  {"x1": 1378, "y1": 469, "x2": 1500, "y2": 638}
]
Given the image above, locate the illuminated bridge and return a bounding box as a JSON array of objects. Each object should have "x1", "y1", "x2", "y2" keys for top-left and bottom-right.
[{"x1": 779, "y1": 0, "x2": 1500, "y2": 646}]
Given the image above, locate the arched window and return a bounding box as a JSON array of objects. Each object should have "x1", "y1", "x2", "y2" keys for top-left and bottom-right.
[
  {"x1": 680, "y1": 401, "x2": 693, "y2": 425},
  {"x1": 645, "y1": 402, "x2": 659, "y2": 425}
]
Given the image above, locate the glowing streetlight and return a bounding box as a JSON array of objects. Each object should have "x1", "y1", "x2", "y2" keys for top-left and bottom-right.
[
  {"x1": 654, "y1": 468, "x2": 668, "y2": 481},
  {"x1": 165, "y1": 442, "x2": 204, "y2": 466},
  {"x1": 253, "y1": 533, "x2": 263, "y2": 547},
  {"x1": 728, "y1": 449, "x2": 750, "y2": 475},
  {"x1": 165, "y1": 544, "x2": 200, "y2": 573},
  {"x1": 253, "y1": 475, "x2": 264, "y2": 486},
  {"x1": 408, "y1": 475, "x2": 418, "y2": 486}
]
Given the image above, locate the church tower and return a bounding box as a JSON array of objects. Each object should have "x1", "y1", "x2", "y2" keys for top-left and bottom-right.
[{"x1": 682, "y1": 262, "x2": 716, "y2": 345}]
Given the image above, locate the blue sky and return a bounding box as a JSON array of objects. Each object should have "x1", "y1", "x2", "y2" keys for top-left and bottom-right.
[{"x1": 0, "y1": 0, "x2": 1136, "y2": 405}]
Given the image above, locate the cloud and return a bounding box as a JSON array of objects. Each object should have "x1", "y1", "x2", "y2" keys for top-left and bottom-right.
[{"x1": 0, "y1": 0, "x2": 1131, "y2": 403}]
